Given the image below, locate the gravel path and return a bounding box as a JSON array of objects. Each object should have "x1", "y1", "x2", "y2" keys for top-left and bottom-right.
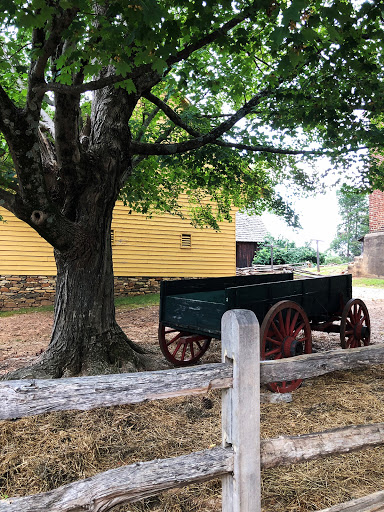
[{"x1": 353, "y1": 286, "x2": 384, "y2": 300}]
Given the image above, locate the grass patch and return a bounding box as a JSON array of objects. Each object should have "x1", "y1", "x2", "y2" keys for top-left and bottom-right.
[
  {"x1": 0, "y1": 305, "x2": 54, "y2": 318},
  {"x1": 0, "y1": 293, "x2": 160, "y2": 318},
  {"x1": 312, "y1": 264, "x2": 349, "y2": 275},
  {"x1": 353, "y1": 277, "x2": 384, "y2": 288},
  {"x1": 115, "y1": 293, "x2": 160, "y2": 309}
]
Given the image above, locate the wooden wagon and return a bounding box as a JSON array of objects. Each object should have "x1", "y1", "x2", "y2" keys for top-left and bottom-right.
[{"x1": 158, "y1": 273, "x2": 370, "y2": 392}]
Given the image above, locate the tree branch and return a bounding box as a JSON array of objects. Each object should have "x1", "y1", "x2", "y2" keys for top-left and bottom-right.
[
  {"x1": 27, "y1": 7, "x2": 79, "y2": 118},
  {"x1": 141, "y1": 91, "x2": 199, "y2": 138},
  {"x1": 0, "y1": 188, "x2": 17, "y2": 215},
  {"x1": 40, "y1": 110, "x2": 55, "y2": 138},
  {"x1": 0, "y1": 85, "x2": 19, "y2": 141},
  {"x1": 38, "y1": 65, "x2": 154, "y2": 95},
  {"x1": 166, "y1": 2, "x2": 260, "y2": 68},
  {"x1": 30, "y1": 8, "x2": 79, "y2": 81},
  {"x1": 130, "y1": 87, "x2": 275, "y2": 155}
]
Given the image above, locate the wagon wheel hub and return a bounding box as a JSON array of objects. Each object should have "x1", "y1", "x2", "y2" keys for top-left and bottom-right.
[
  {"x1": 354, "y1": 324, "x2": 369, "y2": 341},
  {"x1": 283, "y1": 337, "x2": 304, "y2": 358}
]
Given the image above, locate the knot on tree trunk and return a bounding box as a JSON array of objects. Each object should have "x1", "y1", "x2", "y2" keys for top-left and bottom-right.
[{"x1": 31, "y1": 210, "x2": 48, "y2": 226}]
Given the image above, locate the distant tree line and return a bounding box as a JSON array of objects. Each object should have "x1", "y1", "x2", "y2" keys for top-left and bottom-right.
[{"x1": 253, "y1": 237, "x2": 326, "y2": 266}]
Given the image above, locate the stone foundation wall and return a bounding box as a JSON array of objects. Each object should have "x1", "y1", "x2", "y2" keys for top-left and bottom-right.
[
  {"x1": 0, "y1": 275, "x2": 187, "y2": 311},
  {"x1": 349, "y1": 232, "x2": 384, "y2": 278},
  {"x1": 0, "y1": 276, "x2": 56, "y2": 311}
]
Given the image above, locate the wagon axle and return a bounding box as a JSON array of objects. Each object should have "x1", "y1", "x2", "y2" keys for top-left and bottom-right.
[{"x1": 283, "y1": 337, "x2": 304, "y2": 358}]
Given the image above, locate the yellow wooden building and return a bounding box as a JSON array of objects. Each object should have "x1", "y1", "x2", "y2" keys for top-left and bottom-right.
[{"x1": 0, "y1": 200, "x2": 236, "y2": 278}]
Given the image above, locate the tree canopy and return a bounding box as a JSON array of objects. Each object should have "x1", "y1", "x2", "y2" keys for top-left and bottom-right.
[
  {"x1": 1, "y1": 0, "x2": 383, "y2": 230},
  {"x1": 1, "y1": 0, "x2": 384, "y2": 378}
]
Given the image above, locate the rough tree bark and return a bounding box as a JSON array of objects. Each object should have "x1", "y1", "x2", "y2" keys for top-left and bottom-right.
[
  {"x1": 7, "y1": 202, "x2": 149, "y2": 379},
  {"x1": 1, "y1": 74, "x2": 155, "y2": 379}
]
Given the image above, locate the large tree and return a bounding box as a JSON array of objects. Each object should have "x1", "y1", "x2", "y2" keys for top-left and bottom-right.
[{"x1": 1, "y1": 0, "x2": 383, "y2": 379}]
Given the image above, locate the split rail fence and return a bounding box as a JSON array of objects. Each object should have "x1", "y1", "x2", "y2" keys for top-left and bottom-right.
[{"x1": 2, "y1": 310, "x2": 384, "y2": 511}]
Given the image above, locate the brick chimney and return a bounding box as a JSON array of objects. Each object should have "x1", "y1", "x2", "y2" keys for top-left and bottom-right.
[{"x1": 369, "y1": 190, "x2": 384, "y2": 232}]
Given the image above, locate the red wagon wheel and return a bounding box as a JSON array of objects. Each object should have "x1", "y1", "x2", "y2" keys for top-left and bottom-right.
[
  {"x1": 340, "y1": 298, "x2": 370, "y2": 349},
  {"x1": 260, "y1": 300, "x2": 312, "y2": 393},
  {"x1": 158, "y1": 324, "x2": 211, "y2": 366}
]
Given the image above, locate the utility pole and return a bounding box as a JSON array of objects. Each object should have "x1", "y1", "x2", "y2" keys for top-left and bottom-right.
[{"x1": 311, "y1": 239, "x2": 323, "y2": 273}]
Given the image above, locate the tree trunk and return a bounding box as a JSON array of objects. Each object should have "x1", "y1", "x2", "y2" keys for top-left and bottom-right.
[{"x1": 3, "y1": 199, "x2": 152, "y2": 380}]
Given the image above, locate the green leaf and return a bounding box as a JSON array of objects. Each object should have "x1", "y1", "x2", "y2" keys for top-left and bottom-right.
[
  {"x1": 151, "y1": 57, "x2": 167, "y2": 74},
  {"x1": 270, "y1": 26, "x2": 289, "y2": 49},
  {"x1": 118, "y1": 78, "x2": 136, "y2": 93}
]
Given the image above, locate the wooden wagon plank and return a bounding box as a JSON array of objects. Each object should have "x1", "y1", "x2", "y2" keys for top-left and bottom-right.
[
  {"x1": 261, "y1": 423, "x2": 384, "y2": 468},
  {"x1": 316, "y1": 489, "x2": 384, "y2": 512},
  {"x1": 0, "y1": 447, "x2": 233, "y2": 512}
]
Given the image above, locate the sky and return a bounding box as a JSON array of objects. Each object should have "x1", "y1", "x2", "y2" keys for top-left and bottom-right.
[
  {"x1": 258, "y1": 146, "x2": 370, "y2": 252},
  {"x1": 259, "y1": 154, "x2": 355, "y2": 252},
  {"x1": 261, "y1": 188, "x2": 339, "y2": 252}
]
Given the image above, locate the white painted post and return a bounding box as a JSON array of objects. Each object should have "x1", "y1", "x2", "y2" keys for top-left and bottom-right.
[{"x1": 221, "y1": 309, "x2": 261, "y2": 512}]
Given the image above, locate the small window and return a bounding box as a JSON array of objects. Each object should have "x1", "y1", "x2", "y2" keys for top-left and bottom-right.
[
  {"x1": 181, "y1": 233, "x2": 192, "y2": 248},
  {"x1": 111, "y1": 229, "x2": 115, "y2": 245}
]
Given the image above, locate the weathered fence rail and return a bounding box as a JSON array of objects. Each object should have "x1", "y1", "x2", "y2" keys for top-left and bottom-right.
[
  {"x1": 4, "y1": 344, "x2": 384, "y2": 421},
  {"x1": 1, "y1": 309, "x2": 384, "y2": 511}
]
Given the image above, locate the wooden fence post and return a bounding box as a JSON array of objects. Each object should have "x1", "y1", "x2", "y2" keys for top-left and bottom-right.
[{"x1": 221, "y1": 309, "x2": 261, "y2": 512}]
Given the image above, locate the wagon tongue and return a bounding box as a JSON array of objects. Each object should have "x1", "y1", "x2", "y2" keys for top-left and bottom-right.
[{"x1": 283, "y1": 337, "x2": 304, "y2": 358}]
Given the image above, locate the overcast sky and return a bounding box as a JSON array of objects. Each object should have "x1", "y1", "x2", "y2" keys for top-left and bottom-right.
[{"x1": 262, "y1": 189, "x2": 339, "y2": 251}]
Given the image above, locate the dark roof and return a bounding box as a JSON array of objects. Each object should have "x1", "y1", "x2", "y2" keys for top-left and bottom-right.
[{"x1": 236, "y1": 212, "x2": 268, "y2": 242}]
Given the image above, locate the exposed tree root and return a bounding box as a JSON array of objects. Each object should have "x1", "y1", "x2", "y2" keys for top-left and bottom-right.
[{"x1": 0, "y1": 327, "x2": 170, "y2": 381}]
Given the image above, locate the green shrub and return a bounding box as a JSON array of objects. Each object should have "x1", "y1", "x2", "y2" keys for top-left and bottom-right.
[
  {"x1": 324, "y1": 255, "x2": 348, "y2": 265},
  {"x1": 253, "y1": 237, "x2": 326, "y2": 266}
]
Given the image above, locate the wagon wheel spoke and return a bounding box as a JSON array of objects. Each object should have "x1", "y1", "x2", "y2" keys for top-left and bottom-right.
[
  {"x1": 265, "y1": 347, "x2": 282, "y2": 357},
  {"x1": 172, "y1": 341, "x2": 184, "y2": 357},
  {"x1": 292, "y1": 322, "x2": 305, "y2": 338},
  {"x1": 285, "y1": 308, "x2": 291, "y2": 337},
  {"x1": 266, "y1": 336, "x2": 283, "y2": 347},
  {"x1": 359, "y1": 314, "x2": 367, "y2": 325},
  {"x1": 278, "y1": 311, "x2": 285, "y2": 336},
  {"x1": 260, "y1": 301, "x2": 312, "y2": 394},
  {"x1": 158, "y1": 324, "x2": 211, "y2": 367},
  {"x1": 288, "y1": 311, "x2": 300, "y2": 336},
  {"x1": 340, "y1": 298, "x2": 370, "y2": 349},
  {"x1": 271, "y1": 321, "x2": 284, "y2": 341},
  {"x1": 165, "y1": 332, "x2": 184, "y2": 347},
  {"x1": 180, "y1": 343, "x2": 188, "y2": 361}
]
